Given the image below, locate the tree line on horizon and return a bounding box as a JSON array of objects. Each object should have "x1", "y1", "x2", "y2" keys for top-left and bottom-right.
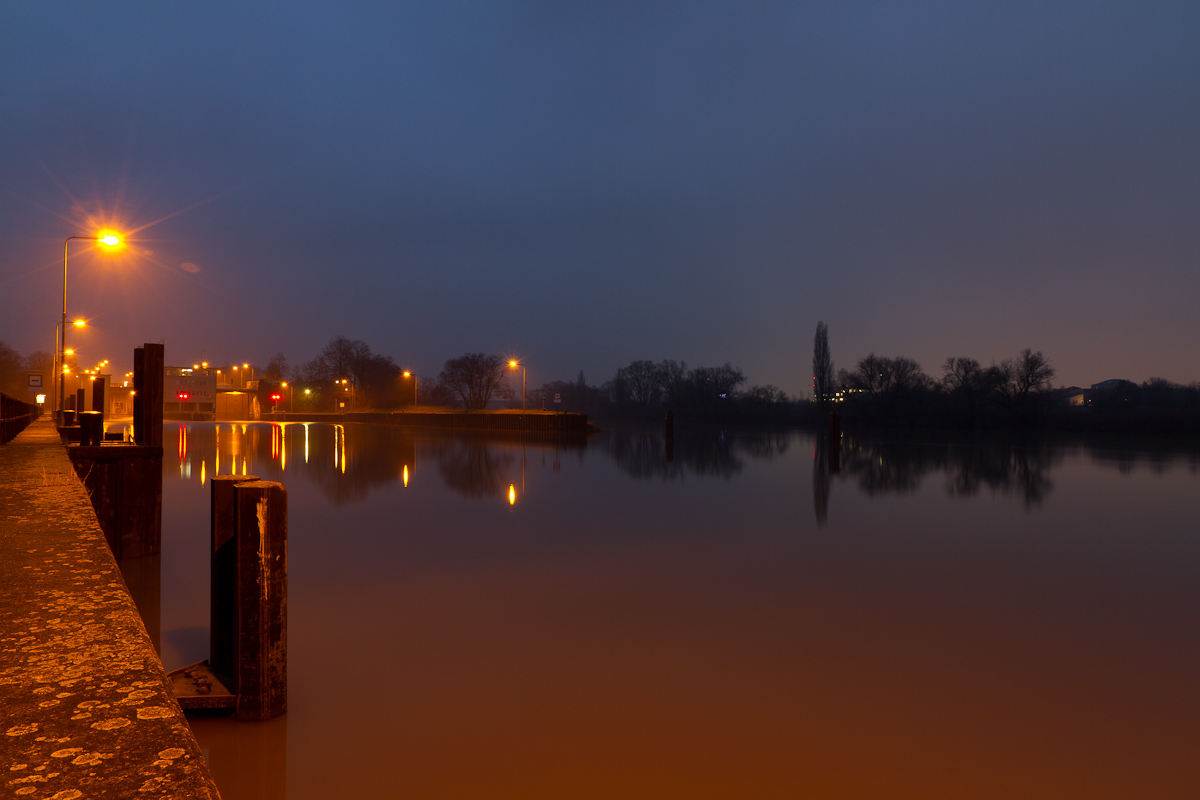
[
  {"x1": 4, "y1": 331, "x2": 1199, "y2": 433},
  {"x1": 808, "y1": 322, "x2": 1200, "y2": 432}
]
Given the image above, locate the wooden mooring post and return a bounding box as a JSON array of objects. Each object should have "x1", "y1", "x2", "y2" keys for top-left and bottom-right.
[
  {"x1": 68, "y1": 342, "x2": 163, "y2": 557},
  {"x1": 133, "y1": 344, "x2": 163, "y2": 447},
  {"x1": 208, "y1": 475, "x2": 287, "y2": 721}
]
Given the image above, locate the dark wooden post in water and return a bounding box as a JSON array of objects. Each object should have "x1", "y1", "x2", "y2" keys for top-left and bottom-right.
[
  {"x1": 210, "y1": 476, "x2": 287, "y2": 721},
  {"x1": 92, "y1": 376, "x2": 106, "y2": 417},
  {"x1": 68, "y1": 342, "x2": 163, "y2": 558},
  {"x1": 210, "y1": 474, "x2": 260, "y2": 690},
  {"x1": 77, "y1": 411, "x2": 103, "y2": 446},
  {"x1": 134, "y1": 343, "x2": 164, "y2": 447},
  {"x1": 235, "y1": 481, "x2": 288, "y2": 720},
  {"x1": 133, "y1": 349, "x2": 144, "y2": 441}
]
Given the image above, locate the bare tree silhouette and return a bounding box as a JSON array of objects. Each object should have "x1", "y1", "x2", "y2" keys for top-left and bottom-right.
[
  {"x1": 1005, "y1": 348, "x2": 1056, "y2": 397},
  {"x1": 439, "y1": 353, "x2": 510, "y2": 409}
]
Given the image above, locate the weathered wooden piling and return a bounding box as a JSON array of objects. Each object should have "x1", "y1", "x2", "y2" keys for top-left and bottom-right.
[
  {"x1": 69, "y1": 440, "x2": 163, "y2": 556},
  {"x1": 133, "y1": 349, "x2": 143, "y2": 440},
  {"x1": 235, "y1": 480, "x2": 288, "y2": 720},
  {"x1": 92, "y1": 375, "x2": 106, "y2": 415},
  {"x1": 210, "y1": 475, "x2": 287, "y2": 721},
  {"x1": 210, "y1": 474, "x2": 260, "y2": 686},
  {"x1": 78, "y1": 409, "x2": 103, "y2": 446},
  {"x1": 134, "y1": 343, "x2": 164, "y2": 447},
  {"x1": 69, "y1": 343, "x2": 164, "y2": 558}
]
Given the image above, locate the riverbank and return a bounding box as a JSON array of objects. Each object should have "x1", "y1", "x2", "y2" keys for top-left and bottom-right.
[
  {"x1": 262, "y1": 407, "x2": 594, "y2": 435},
  {"x1": 0, "y1": 418, "x2": 220, "y2": 798}
]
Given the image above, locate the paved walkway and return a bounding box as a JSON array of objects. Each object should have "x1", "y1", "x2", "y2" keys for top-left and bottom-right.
[{"x1": 0, "y1": 418, "x2": 220, "y2": 799}]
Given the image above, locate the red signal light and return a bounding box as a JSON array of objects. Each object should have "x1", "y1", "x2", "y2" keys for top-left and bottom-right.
[
  {"x1": 271, "y1": 393, "x2": 282, "y2": 402},
  {"x1": 177, "y1": 391, "x2": 190, "y2": 401}
]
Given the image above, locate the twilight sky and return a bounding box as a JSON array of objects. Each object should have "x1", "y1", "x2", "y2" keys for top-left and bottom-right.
[{"x1": 2, "y1": 2, "x2": 1198, "y2": 395}]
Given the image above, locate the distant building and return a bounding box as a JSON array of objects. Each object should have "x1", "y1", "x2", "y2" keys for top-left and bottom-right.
[
  {"x1": 165, "y1": 366, "x2": 217, "y2": 419},
  {"x1": 1055, "y1": 387, "x2": 1086, "y2": 406},
  {"x1": 215, "y1": 390, "x2": 259, "y2": 421}
]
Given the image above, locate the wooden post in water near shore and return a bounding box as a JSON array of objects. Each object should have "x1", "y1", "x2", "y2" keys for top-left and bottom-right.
[
  {"x1": 210, "y1": 475, "x2": 288, "y2": 721},
  {"x1": 133, "y1": 343, "x2": 163, "y2": 447},
  {"x1": 210, "y1": 474, "x2": 260, "y2": 690},
  {"x1": 236, "y1": 481, "x2": 288, "y2": 720},
  {"x1": 68, "y1": 343, "x2": 163, "y2": 558},
  {"x1": 92, "y1": 376, "x2": 105, "y2": 417}
]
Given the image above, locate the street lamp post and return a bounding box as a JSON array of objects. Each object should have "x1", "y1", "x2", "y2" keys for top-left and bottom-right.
[
  {"x1": 509, "y1": 360, "x2": 526, "y2": 411},
  {"x1": 60, "y1": 232, "x2": 120, "y2": 421},
  {"x1": 402, "y1": 371, "x2": 417, "y2": 407}
]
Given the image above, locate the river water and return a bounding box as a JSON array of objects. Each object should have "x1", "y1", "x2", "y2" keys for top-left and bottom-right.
[{"x1": 154, "y1": 422, "x2": 1199, "y2": 799}]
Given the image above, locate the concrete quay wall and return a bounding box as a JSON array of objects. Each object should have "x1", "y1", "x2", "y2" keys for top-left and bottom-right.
[{"x1": 0, "y1": 418, "x2": 220, "y2": 799}]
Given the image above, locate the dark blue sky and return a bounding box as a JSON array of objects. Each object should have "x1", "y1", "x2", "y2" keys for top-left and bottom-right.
[{"x1": 3, "y1": 2, "x2": 1198, "y2": 394}]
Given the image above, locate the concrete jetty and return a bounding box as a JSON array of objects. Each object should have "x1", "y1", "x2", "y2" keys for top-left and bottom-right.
[{"x1": 0, "y1": 418, "x2": 220, "y2": 798}]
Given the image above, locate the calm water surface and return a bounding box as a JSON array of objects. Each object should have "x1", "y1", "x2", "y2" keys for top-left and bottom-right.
[{"x1": 152, "y1": 423, "x2": 1199, "y2": 799}]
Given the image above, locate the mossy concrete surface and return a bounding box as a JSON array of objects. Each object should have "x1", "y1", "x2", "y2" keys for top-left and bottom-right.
[{"x1": 1, "y1": 418, "x2": 220, "y2": 799}]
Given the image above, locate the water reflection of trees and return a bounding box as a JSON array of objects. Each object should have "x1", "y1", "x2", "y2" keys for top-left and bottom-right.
[
  {"x1": 835, "y1": 439, "x2": 1059, "y2": 507},
  {"x1": 595, "y1": 429, "x2": 791, "y2": 481},
  {"x1": 425, "y1": 437, "x2": 517, "y2": 499},
  {"x1": 1087, "y1": 440, "x2": 1200, "y2": 476}
]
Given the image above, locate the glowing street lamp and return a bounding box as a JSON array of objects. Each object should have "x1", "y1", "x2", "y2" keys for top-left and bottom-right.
[
  {"x1": 59, "y1": 231, "x2": 122, "y2": 420},
  {"x1": 509, "y1": 359, "x2": 526, "y2": 411}
]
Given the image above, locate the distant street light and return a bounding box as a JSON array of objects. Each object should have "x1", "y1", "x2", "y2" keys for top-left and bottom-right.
[
  {"x1": 402, "y1": 371, "x2": 418, "y2": 406},
  {"x1": 60, "y1": 232, "x2": 121, "y2": 420},
  {"x1": 509, "y1": 359, "x2": 526, "y2": 411}
]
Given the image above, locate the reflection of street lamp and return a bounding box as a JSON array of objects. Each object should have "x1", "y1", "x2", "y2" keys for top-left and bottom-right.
[
  {"x1": 509, "y1": 359, "x2": 526, "y2": 411},
  {"x1": 402, "y1": 371, "x2": 417, "y2": 406},
  {"x1": 60, "y1": 232, "x2": 121, "y2": 418}
]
